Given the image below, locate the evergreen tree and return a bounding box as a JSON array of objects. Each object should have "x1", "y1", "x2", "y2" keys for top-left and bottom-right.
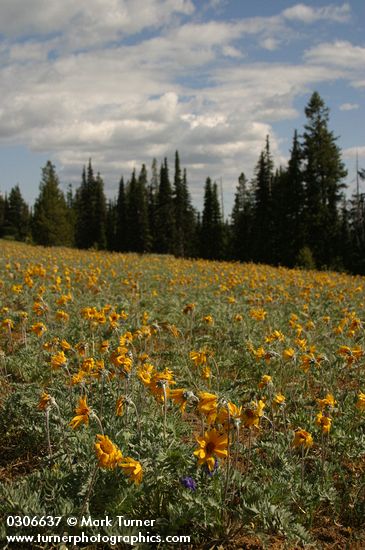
[
  {"x1": 155, "y1": 158, "x2": 175, "y2": 254},
  {"x1": 200, "y1": 178, "x2": 224, "y2": 259},
  {"x1": 116, "y1": 177, "x2": 127, "y2": 252},
  {"x1": 230, "y1": 172, "x2": 253, "y2": 261},
  {"x1": 32, "y1": 161, "x2": 73, "y2": 246},
  {"x1": 0, "y1": 193, "x2": 5, "y2": 237},
  {"x1": 126, "y1": 166, "x2": 151, "y2": 252},
  {"x1": 252, "y1": 136, "x2": 274, "y2": 263},
  {"x1": 106, "y1": 199, "x2": 117, "y2": 251},
  {"x1": 173, "y1": 152, "x2": 196, "y2": 257},
  {"x1": 302, "y1": 91, "x2": 347, "y2": 267},
  {"x1": 147, "y1": 159, "x2": 159, "y2": 251},
  {"x1": 74, "y1": 160, "x2": 107, "y2": 249},
  {"x1": 3, "y1": 185, "x2": 29, "y2": 241}
]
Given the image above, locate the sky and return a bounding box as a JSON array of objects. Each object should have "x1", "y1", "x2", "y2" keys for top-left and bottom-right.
[{"x1": 0, "y1": 0, "x2": 364, "y2": 214}]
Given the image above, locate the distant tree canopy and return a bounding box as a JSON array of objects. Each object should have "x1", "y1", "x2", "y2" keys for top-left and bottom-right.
[
  {"x1": 32, "y1": 161, "x2": 73, "y2": 247},
  {"x1": 2, "y1": 92, "x2": 364, "y2": 274}
]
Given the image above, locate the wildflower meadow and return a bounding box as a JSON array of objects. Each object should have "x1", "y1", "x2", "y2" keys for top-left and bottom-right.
[{"x1": 1, "y1": 240, "x2": 364, "y2": 548}]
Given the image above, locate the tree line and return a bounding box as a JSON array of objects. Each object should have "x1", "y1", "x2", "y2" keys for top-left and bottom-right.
[{"x1": 1, "y1": 91, "x2": 364, "y2": 274}]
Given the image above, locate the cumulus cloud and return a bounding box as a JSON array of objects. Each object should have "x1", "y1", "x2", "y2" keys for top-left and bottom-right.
[
  {"x1": 283, "y1": 2, "x2": 351, "y2": 23},
  {"x1": 0, "y1": 1, "x2": 361, "y2": 207},
  {"x1": 339, "y1": 103, "x2": 359, "y2": 111}
]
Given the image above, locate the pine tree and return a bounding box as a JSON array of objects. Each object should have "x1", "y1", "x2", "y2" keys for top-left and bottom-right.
[
  {"x1": 74, "y1": 160, "x2": 107, "y2": 249},
  {"x1": 252, "y1": 136, "x2": 274, "y2": 263},
  {"x1": 155, "y1": 158, "x2": 175, "y2": 254},
  {"x1": 0, "y1": 193, "x2": 5, "y2": 237},
  {"x1": 200, "y1": 178, "x2": 224, "y2": 259},
  {"x1": 302, "y1": 91, "x2": 347, "y2": 267},
  {"x1": 230, "y1": 172, "x2": 253, "y2": 261},
  {"x1": 173, "y1": 152, "x2": 196, "y2": 257},
  {"x1": 3, "y1": 185, "x2": 30, "y2": 241},
  {"x1": 106, "y1": 199, "x2": 117, "y2": 251},
  {"x1": 147, "y1": 159, "x2": 159, "y2": 251},
  {"x1": 126, "y1": 166, "x2": 151, "y2": 252},
  {"x1": 116, "y1": 177, "x2": 127, "y2": 252},
  {"x1": 32, "y1": 161, "x2": 72, "y2": 246}
]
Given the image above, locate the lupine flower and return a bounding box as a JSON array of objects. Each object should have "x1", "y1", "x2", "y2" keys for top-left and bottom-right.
[{"x1": 180, "y1": 476, "x2": 197, "y2": 490}]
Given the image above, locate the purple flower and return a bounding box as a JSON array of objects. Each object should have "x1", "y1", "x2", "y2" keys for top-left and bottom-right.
[{"x1": 180, "y1": 476, "x2": 197, "y2": 491}]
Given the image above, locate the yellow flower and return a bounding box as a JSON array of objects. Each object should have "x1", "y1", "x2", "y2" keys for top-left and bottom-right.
[
  {"x1": 337, "y1": 345, "x2": 363, "y2": 364},
  {"x1": 95, "y1": 434, "x2": 123, "y2": 469},
  {"x1": 217, "y1": 402, "x2": 242, "y2": 426},
  {"x1": 60, "y1": 339, "x2": 72, "y2": 351},
  {"x1": 317, "y1": 393, "x2": 336, "y2": 410},
  {"x1": 203, "y1": 315, "x2": 214, "y2": 325},
  {"x1": 183, "y1": 303, "x2": 195, "y2": 314},
  {"x1": 37, "y1": 392, "x2": 51, "y2": 411},
  {"x1": 282, "y1": 348, "x2": 295, "y2": 361},
  {"x1": 194, "y1": 429, "x2": 228, "y2": 471},
  {"x1": 2, "y1": 318, "x2": 14, "y2": 330},
  {"x1": 273, "y1": 393, "x2": 286, "y2": 410},
  {"x1": 116, "y1": 396, "x2": 124, "y2": 416},
  {"x1": 50, "y1": 351, "x2": 67, "y2": 369},
  {"x1": 316, "y1": 412, "x2": 332, "y2": 434},
  {"x1": 190, "y1": 349, "x2": 210, "y2": 367},
  {"x1": 170, "y1": 389, "x2": 189, "y2": 413},
  {"x1": 293, "y1": 429, "x2": 313, "y2": 449},
  {"x1": 119, "y1": 457, "x2": 143, "y2": 484},
  {"x1": 249, "y1": 308, "x2": 267, "y2": 321},
  {"x1": 258, "y1": 374, "x2": 272, "y2": 389},
  {"x1": 31, "y1": 322, "x2": 47, "y2": 337},
  {"x1": 201, "y1": 366, "x2": 212, "y2": 379},
  {"x1": 69, "y1": 396, "x2": 91, "y2": 429},
  {"x1": 56, "y1": 310, "x2": 69, "y2": 322},
  {"x1": 198, "y1": 392, "x2": 218, "y2": 424},
  {"x1": 138, "y1": 363, "x2": 155, "y2": 386},
  {"x1": 241, "y1": 400, "x2": 265, "y2": 428},
  {"x1": 356, "y1": 391, "x2": 365, "y2": 411}
]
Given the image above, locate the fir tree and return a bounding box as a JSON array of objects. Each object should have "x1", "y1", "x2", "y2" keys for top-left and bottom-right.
[
  {"x1": 155, "y1": 158, "x2": 175, "y2": 254},
  {"x1": 230, "y1": 172, "x2": 253, "y2": 261},
  {"x1": 126, "y1": 166, "x2": 151, "y2": 253},
  {"x1": 3, "y1": 185, "x2": 29, "y2": 241},
  {"x1": 302, "y1": 91, "x2": 347, "y2": 267},
  {"x1": 32, "y1": 161, "x2": 72, "y2": 246},
  {"x1": 173, "y1": 152, "x2": 196, "y2": 257},
  {"x1": 200, "y1": 178, "x2": 224, "y2": 259},
  {"x1": 252, "y1": 136, "x2": 274, "y2": 263},
  {"x1": 116, "y1": 177, "x2": 127, "y2": 252}
]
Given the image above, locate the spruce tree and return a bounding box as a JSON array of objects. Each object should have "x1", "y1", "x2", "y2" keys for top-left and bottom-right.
[
  {"x1": 155, "y1": 158, "x2": 175, "y2": 254},
  {"x1": 116, "y1": 177, "x2": 127, "y2": 252},
  {"x1": 0, "y1": 193, "x2": 5, "y2": 237},
  {"x1": 32, "y1": 161, "x2": 72, "y2": 246},
  {"x1": 252, "y1": 136, "x2": 274, "y2": 263},
  {"x1": 200, "y1": 178, "x2": 224, "y2": 259},
  {"x1": 302, "y1": 92, "x2": 347, "y2": 267},
  {"x1": 230, "y1": 172, "x2": 253, "y2": 261},
  {"x1": 125, "y1": 166, "x2": 151, "y2": 253},
  {"x1": 3, "y1": 185, "x2": 29, "y2": 241},
  {"x1": 173, "y1": 152, "x2": 196, "y2": 257}
]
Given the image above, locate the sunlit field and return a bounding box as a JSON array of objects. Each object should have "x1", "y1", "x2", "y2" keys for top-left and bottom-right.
[{"x1": 1, "y1": 240, "x2": 364, "y2": 549}]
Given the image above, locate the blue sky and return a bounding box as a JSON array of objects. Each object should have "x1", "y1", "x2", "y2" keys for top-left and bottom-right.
[{"x1": 0, "y1": 0, "x2": 364, "y2": 213}]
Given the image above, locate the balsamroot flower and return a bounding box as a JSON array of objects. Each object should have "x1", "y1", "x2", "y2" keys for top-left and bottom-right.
[
  {"x1": 198, "y1": 392, "x2": 218, "y2": 424},
  {"x1": 119, "y1": 457, "x2": 143, "y2": 484},
  {"x1": 31, "y1": 322, "x2": 47, "y2": 337},
  {"x1": 69, "y1": 396, "x2": 91, "y2": 429},
  {"x1": 317, "y1": 393, "x2": 336, "y2": 410},
  {"x1": 258, "y1": 374, "x2": 272, "y2": 389},
  {"x1": 94, "y1": 434, "x2": 123, "y2": 469},
  {"x1": 37, "y1": 392, "x2": 52, "y2": 411},
  {"x1": 241, "y1": 400, "x2": 265, "y2": 429},
  {"x1": 194, "y1": 429, "x2": 228, "y2": 471},
  {"x1": 356, "y1": 391, "x2": 365, "y2": 411},
  {"x1": 316, "y1": 411, "x2": 332, "y2": 434},
  {"x1": 293, "y1": 428, "x2": 313, "y2": 449},
  {"x1": 50, "y1": 351, "x2": 67, "y2": 369},
  {"x1": 273, "y1": 393, "x2": 286, "y2": 410}
]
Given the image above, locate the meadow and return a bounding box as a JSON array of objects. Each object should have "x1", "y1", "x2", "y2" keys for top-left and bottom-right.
[{"x1": 0, "y1": 240, "x2": 364, "y2": 549}]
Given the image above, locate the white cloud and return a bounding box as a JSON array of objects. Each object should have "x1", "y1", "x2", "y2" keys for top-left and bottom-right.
[
  {"x1": 304, "y1": 40, "x2": 365, "y2": 69},
  {"x1": 283, "y1": 2, "x2": 351, "y2": 24},
  {"x1": 343, "y1": 146, "x2": 365, "y2": 159},
  {"x1": 261, "y1": 37, "x2": 281, "y2": 51},
  {"x1": 339, "y1": 102, "x2": 359, "y2": 111}
]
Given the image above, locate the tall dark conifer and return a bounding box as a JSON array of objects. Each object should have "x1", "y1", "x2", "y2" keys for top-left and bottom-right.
[
  {"x1": 155, "y1": 158, "x2": 175, "y2": 254},
  {"x1": 302, "y1": 92, "x2": 347, "y2": 267},
  {"x1": 3, "y1": 185, "x2": 29, "y2": 241},
  {"x1": 116, "y1": 177, "x2": 127, "y2": 252},
  {"x1": 231, "y1": 172, "x2": 253, "y2": 261},
  {"x1": 32, "y1": 161, "x2": 72, "y2": 246},
  {"x1": 200, "y1": 178, "x2": 223, "y2": 259}
]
